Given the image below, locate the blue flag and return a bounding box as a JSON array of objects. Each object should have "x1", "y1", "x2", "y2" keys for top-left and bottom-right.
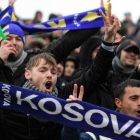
[
  {"x1": 0, "y1": 5, "x2": 16, "y2": 26},
  {"x1": 0, "y1": 3, "x2": 109, "y2": 35},
  {"x1": 0, "y1": 82, "x2": 140, "y2": 140}
]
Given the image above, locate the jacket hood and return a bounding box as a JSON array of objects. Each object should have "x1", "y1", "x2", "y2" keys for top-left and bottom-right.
[{"x1": 80, "y1": 36, "x2": 101, "y2": 68}]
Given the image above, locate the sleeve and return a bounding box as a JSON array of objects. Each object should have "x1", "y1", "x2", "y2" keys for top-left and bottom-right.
[
  {"x1": 0, "y1": 58, "x2": 5, "y2": 67},
  {"x1": 42, "y1": 28, "x2": 100, "y2": 63},
  {"x1": 129, "y1": 67, "x2": 140, "y2": 80},
  {"x1": 61, "y1": 126, "x2": 97, "y2": 140},
  {"x1": 61, "y1": 126, "x2": 80, "y2": 140},
  {"x1": 60, "y1": 46, "x2": 114, "y2": 100}
]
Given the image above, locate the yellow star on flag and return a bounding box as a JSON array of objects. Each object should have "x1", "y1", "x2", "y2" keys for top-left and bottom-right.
[{"x1": 81, "y1": 12, "x2": 101, "y2": 22}]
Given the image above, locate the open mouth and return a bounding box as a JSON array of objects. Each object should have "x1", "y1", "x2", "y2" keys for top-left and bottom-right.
[
  {"x1": 136, "y1": 110, "x2": 140, "y2": 116},
  {"x1": 45, "y1": 81, "x2": 52, "y2": 92}
]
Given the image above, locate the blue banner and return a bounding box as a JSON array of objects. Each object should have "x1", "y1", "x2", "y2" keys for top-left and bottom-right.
[
  {"x1": 0, "y1": 3, "x2": 108, "y2": 35},
  {"x1": 0, "y1": 82, "x2": 140, "y2": 140}
]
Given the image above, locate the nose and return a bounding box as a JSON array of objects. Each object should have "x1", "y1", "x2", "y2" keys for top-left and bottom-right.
[
  {"x1": 11, "y1": 38, "x2": 17, "y2": 46},
  {"x1": 46, "y1": 71, "x2": 52, "y2": 79},
  {"x1": 137, "y1": 98, "x2": 140, "y2": 106}
]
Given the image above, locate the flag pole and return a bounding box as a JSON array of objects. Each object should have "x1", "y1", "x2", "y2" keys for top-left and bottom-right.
[{"x1": 0, "y1": 26, "x2": 6, "y2": 40}]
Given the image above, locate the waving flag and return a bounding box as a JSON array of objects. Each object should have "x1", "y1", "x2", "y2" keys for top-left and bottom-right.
[
  {"x1": 0, "y1": 5, "x2": 16, "y2": 26},
  {"x1": 0, "y1": 3, "x2": 108, "y2": 35}
]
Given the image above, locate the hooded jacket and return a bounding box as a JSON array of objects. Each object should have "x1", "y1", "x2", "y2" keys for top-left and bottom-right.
[{"x1": 71, "y1": 36, "x2": 115, "y2": 110}]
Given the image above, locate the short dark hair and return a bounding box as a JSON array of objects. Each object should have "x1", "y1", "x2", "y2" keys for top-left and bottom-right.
[
  {"x1": 26, "y1": 53, "x2": 57, "y2": 70},
  {"x1": 114, "y1": 79, "x2": 140, "y2": 100}
]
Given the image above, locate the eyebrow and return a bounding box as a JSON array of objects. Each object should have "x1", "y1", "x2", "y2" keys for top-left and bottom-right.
[{"x1": 129, "y1": 95, "x2": 139, "y2": 98}]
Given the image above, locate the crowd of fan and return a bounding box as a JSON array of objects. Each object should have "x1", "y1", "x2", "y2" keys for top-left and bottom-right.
[{"x1": 0, "y1": 0, "x2": 140, "y2": 139}]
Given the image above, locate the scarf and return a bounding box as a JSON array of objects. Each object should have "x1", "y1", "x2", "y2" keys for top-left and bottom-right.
[
  {"x1": 5, "y1": 51, "x2": 27, "y2": 73},
  {"x1": 112, "y1": 56, "x2": 135, "y2": 74},
  {"x1": 23, "y1": 81, "x2": 58, "y2": 97}
]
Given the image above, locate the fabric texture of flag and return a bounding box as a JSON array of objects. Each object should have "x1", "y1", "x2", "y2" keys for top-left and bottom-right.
[
  {"x1": 0, "y1": 5, "x2": 16, "y2": 26},
  {"x1": 0, "y1": 3, "x2": 108, "y2": 37}
]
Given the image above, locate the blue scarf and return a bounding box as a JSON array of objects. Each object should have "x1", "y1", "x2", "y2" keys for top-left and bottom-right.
[
  {"x1": 0, "y1": 3, "x2": 108, "y2": 37},
  {"x1": 0, "y1": 82, "x2": 140, "y2": 140}
]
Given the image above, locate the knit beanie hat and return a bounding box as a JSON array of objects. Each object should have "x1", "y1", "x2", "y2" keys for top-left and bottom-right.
[{"x1": 0, "y1": 23, "x2": 25, "y2": 44}]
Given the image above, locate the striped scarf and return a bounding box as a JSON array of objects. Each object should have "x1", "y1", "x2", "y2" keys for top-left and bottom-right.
[{"x1": 23, "y1": 81, "x2": 58, "y2": 97}]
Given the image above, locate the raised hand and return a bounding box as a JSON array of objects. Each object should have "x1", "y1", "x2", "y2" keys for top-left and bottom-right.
[
  {"x1": 99, "y1": 0, "x2": 123, "y2": 43},
  {"x1": 9, "y1": 0, "x2": 16, "y2": 6},
  {"x1": 0, "y1": 40, "x2": 17, "y2": 62},
  {"x1": 66, "y1": 84, "x2": 84, "y2": 101}
]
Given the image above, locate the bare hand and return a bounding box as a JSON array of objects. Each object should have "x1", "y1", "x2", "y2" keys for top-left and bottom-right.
[
  {"x1": 66, "y1": 84, "x2": 84, "y2": 101},
  {"x1": 99, "y1": 0, "x2": 121, "y2": 43},
  {"x1": 9, "y1": 0, "x2": 16, "y2": 6},
  {"x1": 0, "y1": 40, "x2": 17, "y2": 62}
]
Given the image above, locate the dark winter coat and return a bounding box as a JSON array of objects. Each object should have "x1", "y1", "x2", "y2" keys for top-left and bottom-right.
[
  {"x1": 71, "y1": 36, "x2": 115, "y2": 110},
  {"x1": 1, "y1": 47, "x2": 114, "y2": 140}
]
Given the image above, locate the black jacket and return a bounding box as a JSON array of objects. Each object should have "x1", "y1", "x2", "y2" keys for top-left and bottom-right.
[
  {"x1": 71, "y1": 36, "x2": 115, "y2": 110},
  {"x1": 0, "y1": 28, "x2": 99, "y2": 86},
  {"x1": 109, "y1": 56, "x2": 135, "y2": 93},
  {"x1": 0, "y1": 47, "x2": 114, "y2": 140}
]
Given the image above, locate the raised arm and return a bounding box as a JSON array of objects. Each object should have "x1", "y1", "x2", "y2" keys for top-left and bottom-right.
[
  {"x1": 43, "y1": 28, "x2": 100, "y2": 63},
  {"x1": 60, "y1": 0, "x2": 124, "y2": 100}
]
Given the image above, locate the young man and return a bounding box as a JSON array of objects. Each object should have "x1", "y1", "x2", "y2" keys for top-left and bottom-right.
[
  {"x1": 115, "y1": 79, "x2": 140, "y2": 119},
  {"x1": 62, "y1": 79, "x2": 140, "y2": 140},
  {"x1": 110, "y1": 39, "x2": 139, "y2": 92}
]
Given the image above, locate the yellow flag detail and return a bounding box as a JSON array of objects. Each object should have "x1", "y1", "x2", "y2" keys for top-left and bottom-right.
[
  {"x1": 47, "y1": 19, "x2": 66, "y2": 28},
  {"x1": 1, "y1": 13, "x2": 11, "y2": 20},
  {"x1": 105, "y1": 2, "x2": 109, "y2": 16},
  {"x1": 4, "y1": 32, "x2": 9, "y2": 37},
  {"x1": 11, "y1": 12, "x2": 17, "y2": 21},
  {"x1": 34, "y1": 24, "x2": 46, "y2": 28},
  {"x1": 81, "y1": 12, "x2": 101, "y2": 22}
]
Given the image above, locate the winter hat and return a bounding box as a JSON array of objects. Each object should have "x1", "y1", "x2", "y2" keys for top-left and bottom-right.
[
  {"x1": 116, "y1": 39, "x2": 139, "y2": 58},
  {"x1": 0, "y1": 23, "x2": 25, "y2": 44}
]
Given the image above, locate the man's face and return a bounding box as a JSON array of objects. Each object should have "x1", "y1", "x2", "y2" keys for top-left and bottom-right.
[
  {"x1": 64, "y1": 61, "x2": 75, "y2": 77},
  {"x1": 120, "y1": 47, "x2": 138, "y2": 68},
  {"x1": 25, "y1": 59, "x2": 57, "y2": 93},
  {"x1": 115, "y1": 86, "x2": 140, "y2": 119},
  {"x1": 6, "y1": 34, "x2": 24, "y2": 61}
]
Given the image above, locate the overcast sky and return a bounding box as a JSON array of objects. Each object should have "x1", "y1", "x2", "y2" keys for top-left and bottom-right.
[{"x1": 0, "y1": 0, "x2": 140, "y2": 23}]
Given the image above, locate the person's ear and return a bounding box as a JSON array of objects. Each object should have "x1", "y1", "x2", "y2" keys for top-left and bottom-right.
[
  {"x1": 25, "y1": 70, "x2": 32, "y2": 80},
  {"x1": 115, "y1": 98, "x2": 122, "y2": 109}
]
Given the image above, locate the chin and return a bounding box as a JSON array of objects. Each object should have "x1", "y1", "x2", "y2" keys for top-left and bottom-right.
[
  {"x1": 7, "y1": 53, "x2": 19, "y2": 62},
  {"x1": 125, "y1": 63, "x2": 135, "y2": 68}
]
